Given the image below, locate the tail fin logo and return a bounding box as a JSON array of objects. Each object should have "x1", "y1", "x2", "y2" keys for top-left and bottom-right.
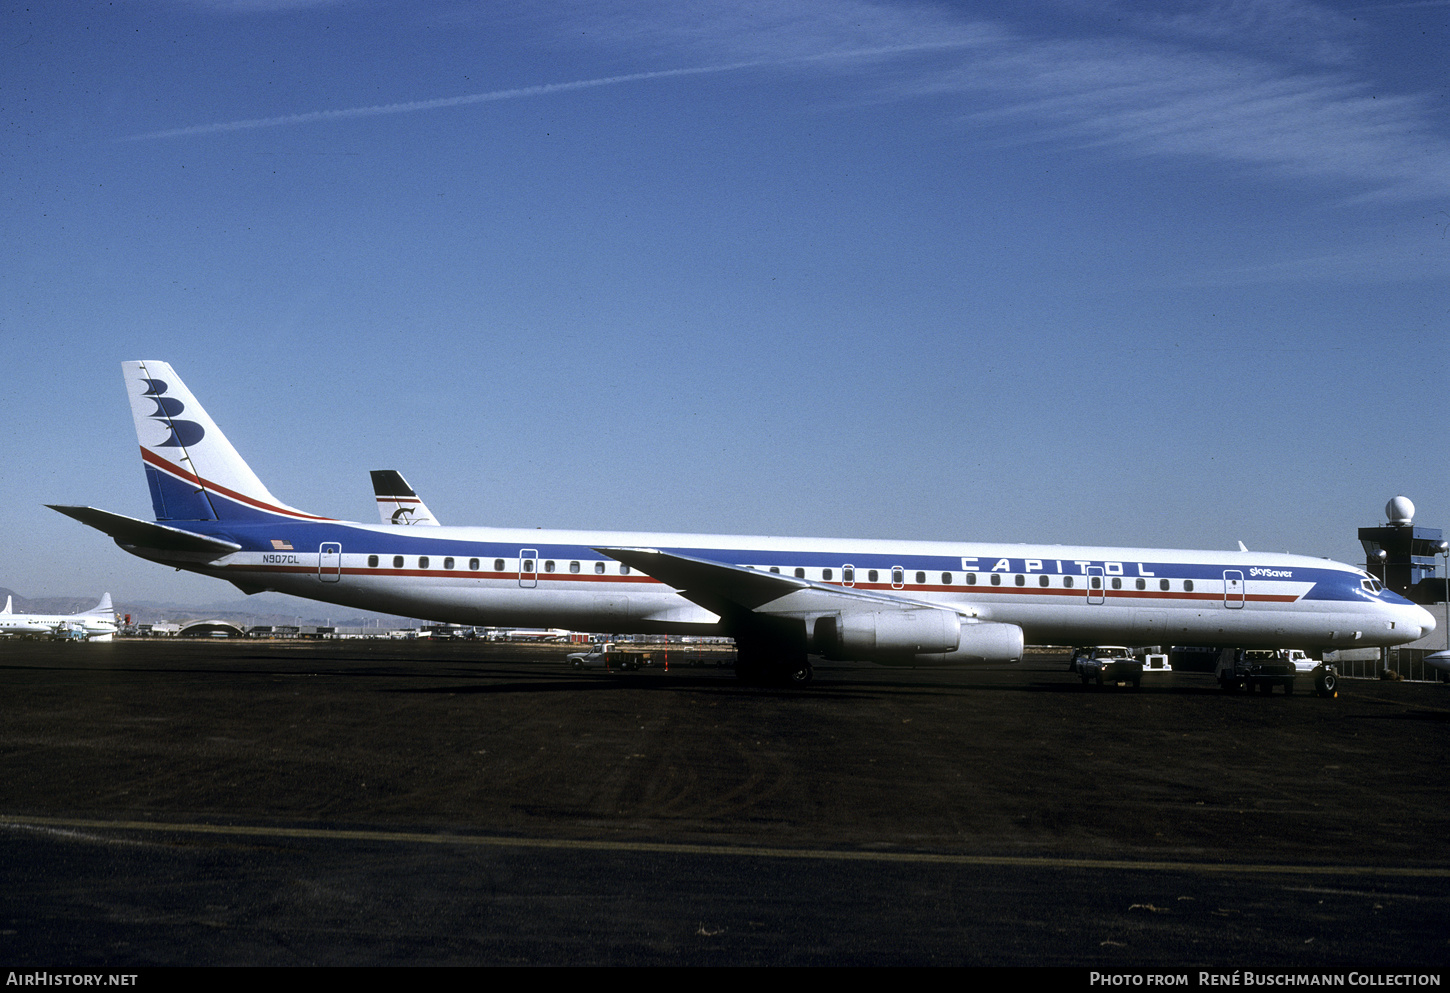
[{"x1": 140, "y1": 378, "x2": 205, "y2": 448}]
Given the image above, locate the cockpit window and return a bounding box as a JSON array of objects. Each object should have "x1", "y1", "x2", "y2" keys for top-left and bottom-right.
[{"x1": 1361, "y1": 578, "x2": 1384, "y2": 594}]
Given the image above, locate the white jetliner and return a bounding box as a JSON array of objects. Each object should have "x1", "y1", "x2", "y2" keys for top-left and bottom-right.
[
  {"x1": 50, "y1": 362, "x2": 1435, "y2": 684},
  {"x1": 0, "y1": 594, "x2": 119, "y2": 641}
]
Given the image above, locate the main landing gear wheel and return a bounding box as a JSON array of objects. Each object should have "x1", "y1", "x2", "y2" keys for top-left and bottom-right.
[{"x1": 1314, "y1": 668, "x2": 1338, "y2": 699}]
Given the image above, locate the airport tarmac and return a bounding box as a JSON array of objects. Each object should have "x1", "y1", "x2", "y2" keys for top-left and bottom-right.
[{"x1": 0, "y1": 640, "x2": 1447, "y2": 967}]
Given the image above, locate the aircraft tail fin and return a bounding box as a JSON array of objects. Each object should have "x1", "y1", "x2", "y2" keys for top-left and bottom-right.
[
  {"x1": 370, "y1": 470, "x2": 441, "y2": 526},
  {"x1": 83, "y1": 593, "x2": 114, "y2": 616},
  {"x1": 123, "y1": 361, "x2": 329, "y2": 523},
  {"x1": 2, "y1": 596, "x2": 9, "y2": 615}
]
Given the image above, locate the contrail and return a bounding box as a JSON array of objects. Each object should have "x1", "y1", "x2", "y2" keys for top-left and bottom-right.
[
  {"x1": 119, "y1": 61, "x2": 766, "y2": 141},
  {"x1": 118, "y1": 41, "x2": 981, "y2": 142}
]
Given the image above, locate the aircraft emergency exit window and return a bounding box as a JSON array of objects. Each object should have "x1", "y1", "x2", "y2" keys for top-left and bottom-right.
[
  {"x1": 942, "y1": 572, "x2": 953, "y2": 584},
  {"x1": 368, "y1": 555, "x2": 378, "y2": 568},
  {"x1": 990, "y1": 574, "x2": 1001, "y2": 586},
  {"x1": 594, "y1": 562, "x2": 605, "y2": 574},
  {"x1": 569, "y1": 561, "x2": 580, "y2": 573},
  {"x1": 843, "y1": 567, "x2": 854, "y2": 583},
  {"x1": 419, "y1": 557, "x2": 429, "y2": 569},
  {"x1": 1063, "y1": 576, "x2": 1074, "y2": 588},
  {"x1": 544, "y1": 561, "x2": 555, "y2": 573},
  {"x1": 794, "y1": 568, "x2": 804, "y2": 578},
  {"x1": 1160, "y1": 579, "x2": 1169, "y2": 591},
  {"x1": 868, "y1": 570, "x2": 878, "y2": 582},
  {"x1": 469, "y1": 558, "x2": 480, "y2": 570},
  {"x1": 1015, "y1": 575, "x2": 1024, "y2": 586},
  {"x1": 915, "y1": 571, "x2": 926, "y2": 584},
  {"x1": 493, "y1": 559, "x2": 504, "y2": 571},
  {"x1": 823, "y1": 569, "x2": 833, "y2": 581},
  {"x1": 1184, "y1": 580, "x2": 1194, "y2": 592},
  {"x1": 444, "y1": 558, "x2": 454, "y2": 570},
  {"x1": 892, "y1": 568, "x2": 904, "y2": 585},
  {"x1": 1039, "y1": 575, "x2": 1049, "y2": 587},
  {"x1": 393, "y1": 556, "x2": 404, "y2": 568}
]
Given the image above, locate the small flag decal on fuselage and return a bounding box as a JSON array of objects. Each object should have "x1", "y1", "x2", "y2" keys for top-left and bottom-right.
[{"x1": 271, "y1": 539, "x2": 294, "y2": 550}]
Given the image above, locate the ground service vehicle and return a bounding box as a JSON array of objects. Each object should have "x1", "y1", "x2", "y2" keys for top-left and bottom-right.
[
  {"x1": 566, "y1": 643, "x2": 654, "y2": 671},
  {"x1": 1070, "y1": 646, "x2": 1143, "y2": 688}
]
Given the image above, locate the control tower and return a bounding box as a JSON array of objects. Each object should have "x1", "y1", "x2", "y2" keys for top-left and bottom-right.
[{"x1": 1358, "y1": 496, "x2": 1446, "y2": 606}]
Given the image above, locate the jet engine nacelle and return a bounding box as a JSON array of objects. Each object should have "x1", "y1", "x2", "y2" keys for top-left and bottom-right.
[
  {"x1": 816, "y1": 608, "x2": 961, "y2": 662},
  {"x1": 908, "y1": 620, "x2": 1025, "y2": 666}
]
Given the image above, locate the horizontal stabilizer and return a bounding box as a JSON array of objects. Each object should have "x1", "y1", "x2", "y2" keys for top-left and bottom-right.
[{"x1": 47, "y1": 506, "x2": 241, "y2": 557}]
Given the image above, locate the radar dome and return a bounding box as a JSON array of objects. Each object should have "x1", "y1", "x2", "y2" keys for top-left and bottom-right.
[{"x1": 1386, "y1": 495, "x2": 1414, "y2": 526}]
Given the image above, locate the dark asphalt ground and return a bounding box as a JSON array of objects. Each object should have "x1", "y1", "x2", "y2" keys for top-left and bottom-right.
[{"x1": 0, "y1": 640, "x2": 1447, "y2": 967}]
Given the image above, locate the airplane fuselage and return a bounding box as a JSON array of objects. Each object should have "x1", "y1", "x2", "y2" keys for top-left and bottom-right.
[{"x1": 135, "y1": 518, "x2": 1428, "y2": 655}]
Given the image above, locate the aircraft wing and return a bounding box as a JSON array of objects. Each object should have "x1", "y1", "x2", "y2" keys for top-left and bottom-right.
[
  {"x1": 594, "y1": 546, "x2": 975, "y2": 620},
  {"x1": 48, "y1": 506, "x2": 242, "y2": 557}
]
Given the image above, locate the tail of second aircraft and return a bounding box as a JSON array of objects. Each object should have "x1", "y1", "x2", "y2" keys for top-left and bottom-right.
[{"x1": 124, "y1": 361, "x2": 326, "y2": 523}]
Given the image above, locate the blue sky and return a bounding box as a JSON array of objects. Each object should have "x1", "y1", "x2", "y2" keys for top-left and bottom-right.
[{"x1": 3, "y1": 0, "x2": 1447, "y2": 605}]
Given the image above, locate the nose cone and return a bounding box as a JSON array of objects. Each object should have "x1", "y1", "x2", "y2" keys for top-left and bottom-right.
[{"x1": 1418, "y1": 605, "x2": 1438, "y2": 636}]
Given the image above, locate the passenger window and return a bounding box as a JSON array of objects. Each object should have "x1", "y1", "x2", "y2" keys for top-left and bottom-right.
[
  {"x1": 620, "y1": 564, "x2": 630, "y2": 575},
  {"x1": 1159, "y1": 579, "x2": 1169, "y2": 591},
  {"x1": 595, "y1": 562, "x2": 605, "y2": 574},
  {"x1": 393, "y1": 555, "x2": 404, "y2": 568},
  {"x1": 868, "y1": 570, "x2": 879, "y2": 583},
  {"x1": 966, "y1": 573, "x2": 976, "y2": 585},
  {"x1": 823, "y1": 568, "x2": 833, "y2": 581},
  {"x1": 1135, "y1": 578, "x2": 1144, "y2": 590},
  {"x1": 569, "y1": 561, "x2": 580, "y2": 573},
  {"x1": 368, "y1": 555, "x2": 378, "y2": 568},
  {"x1": 843, "y1": 567, "x2": 854, "y2": 583},
  {"x1": 1090, "y1": 577, "x2": 1101, "y2": 589},
  {"x1": 1111, "y1": 577, "x2": 1121, "y2": 590},
  {"x1": 1184, "y1": 580, "x2": 1194, "y2": 592},
  {"x1": 915, "y1": 571, "x2": 926, "y2": 584},
  {"x1": 544, "y1": 560, "x2": 555, "y2": 573},
  {"x1": 1064, "y1": 576, "x2": 1074, "y2": 588},
  {"x1": 990, "y1": 574, "x2": 1001, "y2": 586},
  {"x1": 794, "y1": 568, "x2": 805, "y2": 578},
  {"x1": 942, "y1": 572, "x2": 952, "y2": 585},
  {"x1": 1015, "y1": 575, "x2": 1024, "y2": 586},
  {"x1": 470, "y1": 558, "x2": 480, "y2": 570},
  {"x1": 493, "y1": 559, "x2": 505, "y2": 571},
  {"x1": 1039, "y1": 575, "x2": 1049, "y2": 587},
  {"x1": 444, "y1": 557, "x2": 454, "y2": 570},
  {"x1": 419, "y1": 556, "x2": 430, "y2": 569}
]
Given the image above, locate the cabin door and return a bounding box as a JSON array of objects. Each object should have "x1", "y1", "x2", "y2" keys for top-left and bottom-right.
[
  {"x1": 519, "y1": 549, "x2": 538, "y2": 588},
  {"x1": 1223, "y1": 570, "x2": 1244, "y2": 609},
  {"x1": 319, "y1": 543, "x2": 342, "y2": 583}
]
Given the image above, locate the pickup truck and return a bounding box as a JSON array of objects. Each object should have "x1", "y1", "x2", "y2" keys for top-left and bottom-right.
[
  {"x1": 1069, "y1": 646, "x2": 1143, "y2": 688},
  {"x1": 565, "y1": 643, "x2": 654, "y2": 672}
]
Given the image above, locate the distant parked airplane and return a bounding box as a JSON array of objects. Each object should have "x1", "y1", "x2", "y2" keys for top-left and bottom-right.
[
  {"x1": 371, "y1": 470, "x2": 440, "y2": 526},
  {"x1": 0, "y1": 594, "x2": 118, "y2": 641},
  {"x1": 50, "y1": 361, "x2": 1436, "y2": 684}
]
